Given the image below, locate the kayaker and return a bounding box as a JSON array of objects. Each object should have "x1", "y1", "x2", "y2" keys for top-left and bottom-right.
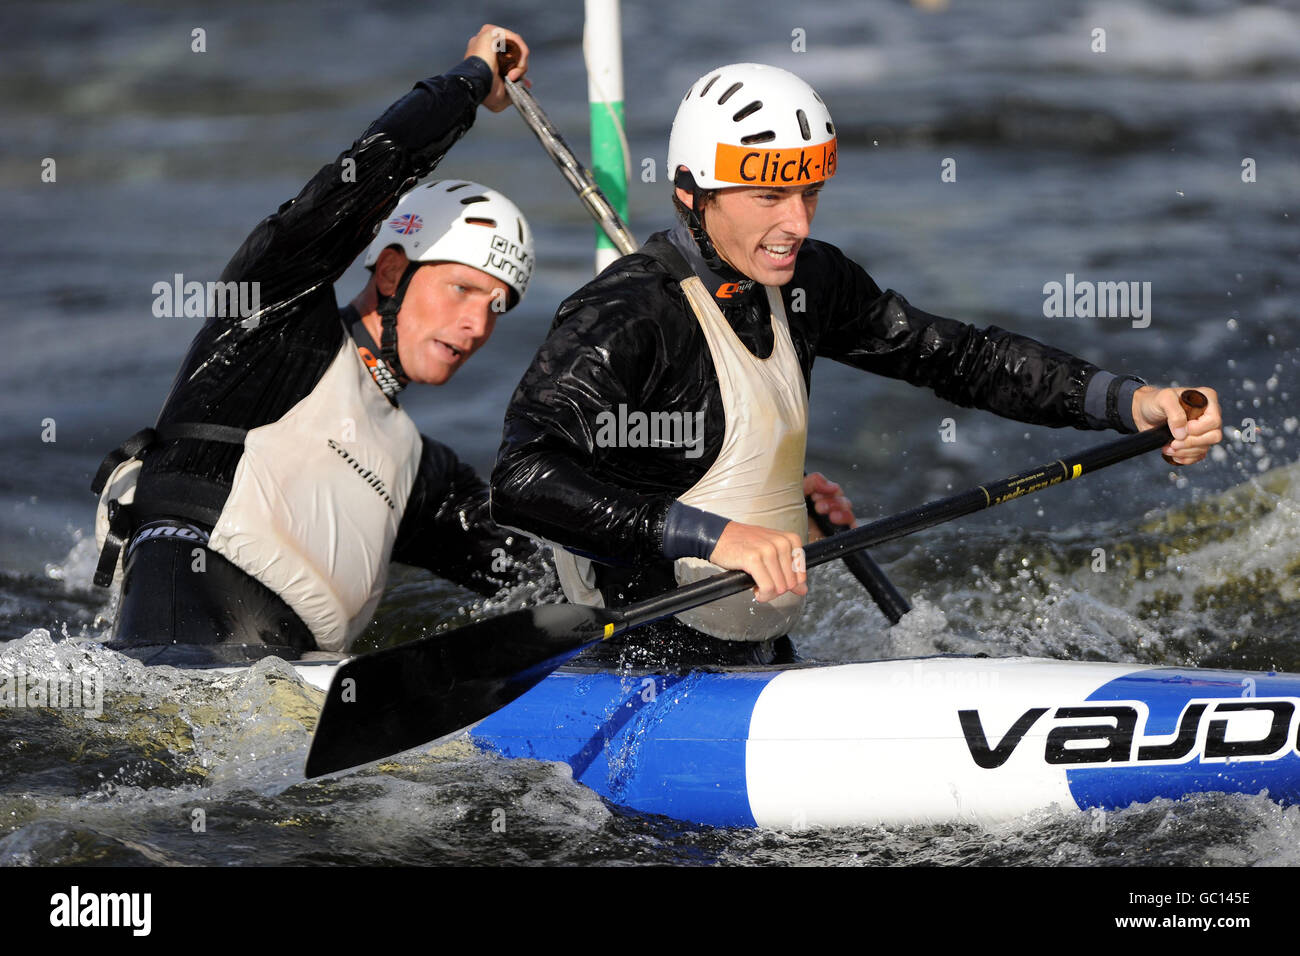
[
  {"x1": 490, "y1": 62, "x2": 1223, "y2": 667},
  {"x1": 92, "y1": 25, "x2": 540, "y2": 665}
]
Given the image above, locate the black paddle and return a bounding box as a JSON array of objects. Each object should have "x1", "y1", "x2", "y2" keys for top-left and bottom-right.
[
  {"x1": 304, "y1": 392, "x2": 1204, "y2": 779},
  {"x1": 807, "y1": 499, "x2": 911, "y2": 624}
]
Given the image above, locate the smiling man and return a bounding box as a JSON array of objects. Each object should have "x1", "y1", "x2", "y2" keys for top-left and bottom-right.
[
  {"x1": 92, "y1": 26, "x2": 540, "y2": 664},
  {"x1": 491, "y1": 62, "x2": 1222, "y2": 667}
]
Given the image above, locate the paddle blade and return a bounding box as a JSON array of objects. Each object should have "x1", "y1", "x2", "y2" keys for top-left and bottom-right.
[{"x1": 304, "y1": 603, "x2": 616, "y2": 778}]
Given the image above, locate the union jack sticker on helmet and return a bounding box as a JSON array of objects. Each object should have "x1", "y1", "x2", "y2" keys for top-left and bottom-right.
[
  {"x1": 363, "y1": 180, "x2": 534, "y2": 307},
  {"x1": 389, "y1": 213, "x2": 423, "y2": 235}
]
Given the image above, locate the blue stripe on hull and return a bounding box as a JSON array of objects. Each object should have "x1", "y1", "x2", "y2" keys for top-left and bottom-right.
[
  {"x1": 471, "y1": 668, "x2": 780, "y2": 827},
  {"x1": 1068, "y1": 668, "x2": 1300, "y2": 810}
]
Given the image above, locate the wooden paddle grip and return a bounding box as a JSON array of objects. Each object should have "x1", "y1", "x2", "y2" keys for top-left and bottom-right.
[
  {"x1": 1162, "y1": 388, "x2": 1208, "y2": 465},
  {"x1": 496, "y1": 39, "x2": 521, "y2": 77}
]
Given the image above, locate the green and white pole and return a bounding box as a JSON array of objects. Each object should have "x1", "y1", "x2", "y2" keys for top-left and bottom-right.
[{"x1": 584, "y1": 0, "x2": 630, "y2": 273}]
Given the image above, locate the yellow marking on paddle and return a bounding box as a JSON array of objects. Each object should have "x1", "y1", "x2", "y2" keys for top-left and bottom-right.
[
  {"x1": 979, "y1": 485, "x2": 990, "y2": 507},
  {"x1": 603, "y1": 623, "x2": 615, "y2": 640},
  {"x1": 1072, "y1": 463, "x2": 1082, "y2": 478}
]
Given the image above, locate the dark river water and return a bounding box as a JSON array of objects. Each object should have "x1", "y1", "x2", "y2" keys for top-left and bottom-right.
[{"x1": 1, "y1": 0, "x2": 1298, "y2": 870}]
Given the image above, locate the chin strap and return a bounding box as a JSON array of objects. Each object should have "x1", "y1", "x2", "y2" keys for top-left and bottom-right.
[
  {"x1": 686, "y1": 200, "x2": 724, "y2": 270},
  {"x1": 375, "y1": 262, "x2": 422, "y2": 384},
  {"x1": 675, "y1": 169, "x2": 725, "y2": 272}
]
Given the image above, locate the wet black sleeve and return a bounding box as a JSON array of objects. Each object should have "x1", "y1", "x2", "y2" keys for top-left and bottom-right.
[
  {"x1": 392, "y1": 436, "x2": 536, "y2": 597},
  {"x1": 803, "y1": 242, "x2": 1116, "y2": 429},
  {"x1": 216, "y1": 58, "x2": 493, "y2": 323},
  {"x1": 490, "y1": 265, "x2": 681, "y2": 566},
  {"x1": 145, "y1": 60, "x2": 495, "y2": 492}
]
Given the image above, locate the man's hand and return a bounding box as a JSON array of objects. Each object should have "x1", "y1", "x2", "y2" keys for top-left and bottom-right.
[
  {"x1": 708, "y1": 523, "x2": 807, "y2": 603},
  {"x1": 465, "y1": 24, "x2": 529, "y2": 113},
  {"x1": 804, "y1": 472, "x2": 856, "y2": 540},
  {"x1": 1132, "y1": 385, "x2": 1222, "y2": 464}
]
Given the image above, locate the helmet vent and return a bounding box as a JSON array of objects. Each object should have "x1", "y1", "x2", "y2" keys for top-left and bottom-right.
[
  {"x1": 699, "y1": 74, "x2": 720, "y2": 98},
  {"x1": 826, "y1": 121, "x2": 835, "y2": 135},
  {"x1": 796, "y1": 109, "x2": 811, "y2": 141},
  {"x1": 517, "y1": 218, "x2": 525, "y2": 242},
  {"x1": 717, "y1": 82, "x2": 742, "y2": 105},
  {"x1": 445, "y1": 182, "x2": 472, "y2": 191},
  {"x1": 740, "y1": 131, "x2": 775, "y2": 145},
  {"x1": 732, "y1": 100, "x2": 762, "y2": 122},
  {"x1": 460, "y1": 195, "x2": 490, "y2": 205},
  {"x1": 464, "y1": 217, "x2": 497, "y2": 228}
]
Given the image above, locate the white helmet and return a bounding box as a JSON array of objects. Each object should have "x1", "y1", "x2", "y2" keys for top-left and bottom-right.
[
  {"x1": 364, "y1": 179, "x2": 534, "y2": 308},
  {"x1": 667, "y1": 63, "x2": 837, "y2": 191}
]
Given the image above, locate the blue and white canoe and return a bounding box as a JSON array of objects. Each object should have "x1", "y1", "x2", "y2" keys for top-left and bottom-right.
[{"x1": 290, "y1": 655, "x2": 1300, "y2": 829}]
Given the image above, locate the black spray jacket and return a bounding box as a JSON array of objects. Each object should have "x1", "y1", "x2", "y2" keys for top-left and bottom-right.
[{"x1": 491, "y1": 227, "x2": 1142, "y2": 603}]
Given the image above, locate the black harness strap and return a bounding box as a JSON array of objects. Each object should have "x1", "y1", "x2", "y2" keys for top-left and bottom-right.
[
  {"x1": 91, "y1": 423, "x2": 249, "y2": 494},
  {"x1": 91, "y1": 427, "x2": 156, "y2": 495},
  {"x1": 94, "y1": 498, "x2": 134, "y2": 588},
  {"x1": 159, "y1": 422, "x2": 249, "y2": 445},
  {"x1": 91, "y1": 423, "x2": 249, "y2": 588}
]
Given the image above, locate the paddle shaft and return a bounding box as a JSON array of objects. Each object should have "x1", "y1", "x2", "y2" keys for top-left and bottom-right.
[
  {"x1": 807, "y1": 500, "x2": 911, "y2": 624},
  {"x1": 613, "y1": 408, "x2": 1194, "y2": 633},
  {"x1": 496, "y1": 43, "x2": 637, "y2": 255}
]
